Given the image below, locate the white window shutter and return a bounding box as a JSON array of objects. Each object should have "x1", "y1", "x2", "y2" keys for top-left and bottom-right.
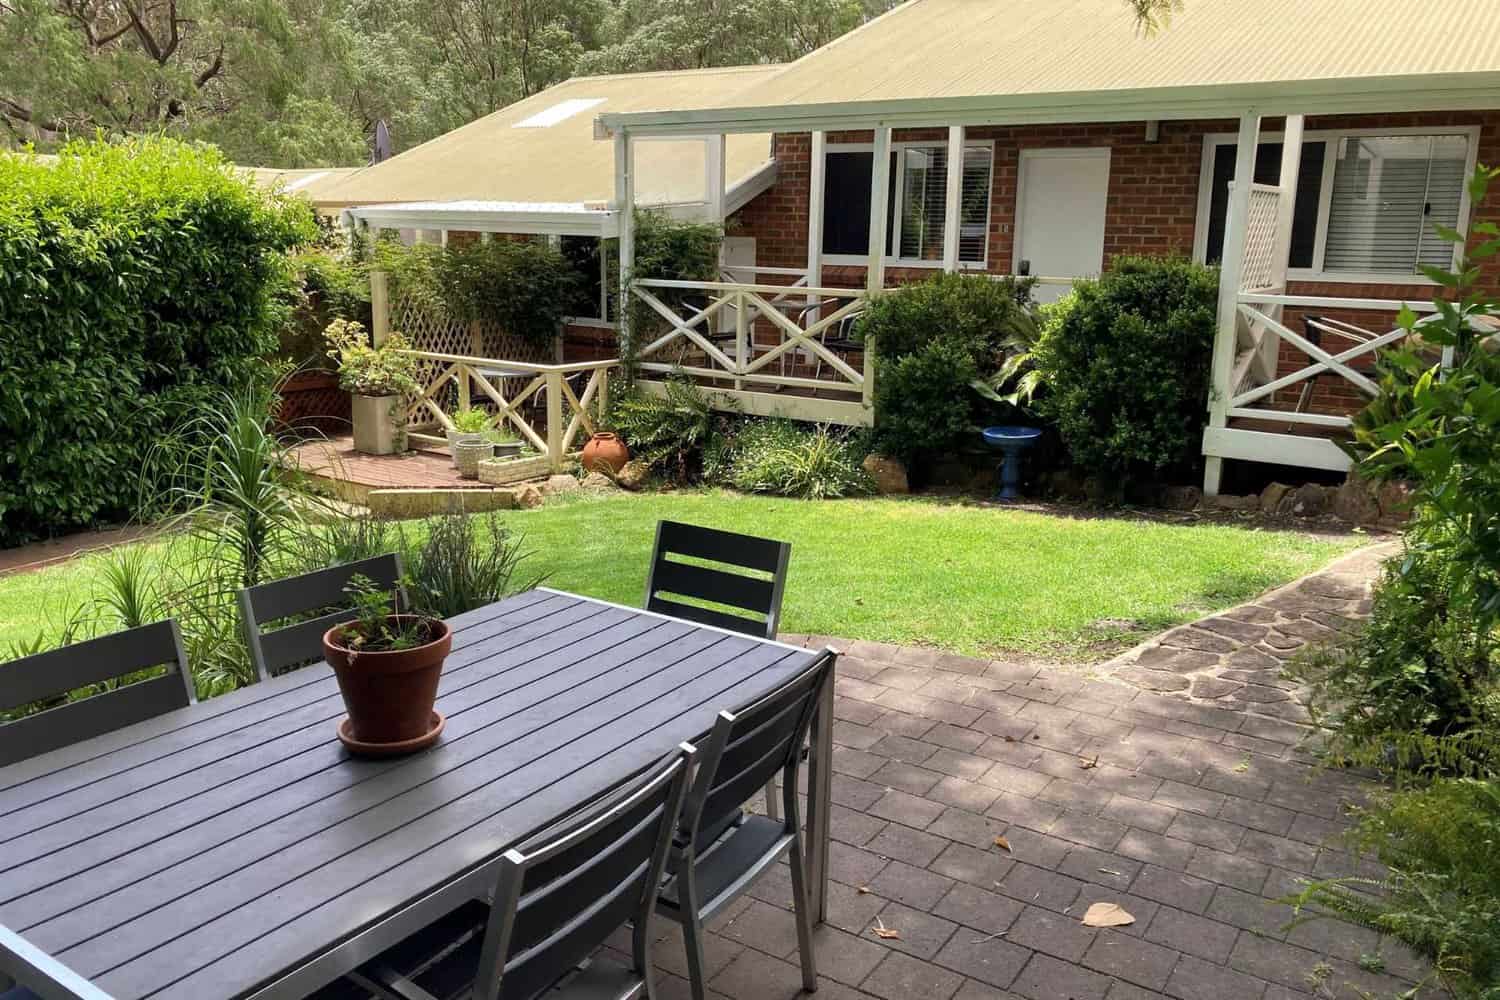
[{"x1": 1323, "y1": 134, "x2": 1468, "y2": 274}]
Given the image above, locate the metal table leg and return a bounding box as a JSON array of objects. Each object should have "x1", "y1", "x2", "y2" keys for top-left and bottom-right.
[{"x1": 804, "y1": 652, "x2": 836, "y2": 924}]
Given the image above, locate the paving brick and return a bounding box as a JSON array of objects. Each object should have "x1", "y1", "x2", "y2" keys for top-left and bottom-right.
[
  {"x1": 1048, "y1": 810, "x2": 1128, "y2": 852},
  {"x1": 1036, "y1": 777, "x2": 1114, "y2": 815},
  {"x1": 1229, "y1": 933, "x2": 1329, "y2": 991},
  {"x1": 929, "y1": 776, "x2": 1004, "y2": 814},
  {"x1": 929, "y1": 841, "x2": 1016, "y2": 887},
  {"x1": 1129, "y1": 865, "x2": 1218, "y2": 914},
  {"x1": 976, "y1": 762, "x2": 1054, "y2": 798},
  {"x1": 952, "y1": 980, "x2": 1022, "y2": 1000},
  {"x1": 872, "y1": 759, "x2": 945, "y2": 796},
  {"x1": 831, "y1": 803, "x2": 890, "y2": 846},
  {"x1": 1055, "y1": 844, "x2": 1142, "y2": 890},
  {"x1": 928, "y1": 806, "x2": 1010, "y2": 847},
  {"x1": 1101, "y1": 794, "x2": 1178, "y2": 833},
  {"x1": 869, "y1": 788, "x2": 947, "y2": 828},
  {"x1": 1165, "y1": 953, "x2": 1269, "y2": 1000},
  {"x1": 995, "y1": 862, "x2": 1084, "y2": 912},
  {"x1": 1153, "y1": 779, "x2": 1229, "y2": 817},
  {"x1": 1286, "y1": 810, "x2": 1344, "y2": 847},
  {"x1": 1236, "y1": 828, "x2": 1319, "y2": 874},
  {"x1": 1085, "y1": 767, "x2": 1163, "y2": 801},
  {"x1": 1144, "y1": 906, "x2": 1241, "y2": 963},
  {"x1": 823, "y1": 880, "x2": 890, "y2": 935},
  {"x1": 868, "y1": 822, "x2": 951, "y2": 867},
  {"x1": 828, "y1": 841, "x2": 893, "y2": 888},
  {"x1": 925, "y1": 748, "x2": 1001, "y2": 782},
  {"x1": 870, "y1": 901, "x2": 960, "y2": 960},
  {"x1": 875, "y1": 710, "x2": 939, "y2": 740},
  {"x1": 1010, "y1": 952, "x2": 1112, "y2": 1000},
  {"x1": 831, "y1": 774, "x2": 887, "y2": 811},
  {"x1": 933, "y1": 883, "x2": 1025, "y2": 936},
  {"x1": 1165, "y1": 811, "x2": 1247, "y2": 853},
  {"x1": 1001, "y1": 904, "x2": 1097, "y2": 962},
  {"x1": 1204, "y1": 885, "x2": 1291, "y2": 936},
  {"x1": 861, "y1": 951, "x2": 965, "y2": 1000},
  {"x1": 833, "y1": 719, "x2": 885, "y2": 749},
  {"x1": 1081, "y1": 930, "x2": 1179, "y2": 991},
  {"x1": 708, "y1": 952, "x2": 836, "y2": 1000},
  {"x1": 1216, "y1": 796, "x2": 1295, "y2": 836},
  {"x1": 867, "y1": 860, "x2": 956, "y2": 911},
  {"x1": 871, "y1": 733, "x2": 941, "y2": 764},
  {"x1": 988, "y1": 826, "x2": 1073, "y2": 870},
  {"x1": 1187, "y1": 846, "x2": 1270, "y2": 894},
  {"x1": 719, "y1": 898, "x2": 806, "y2": 957},
  {"x1": 924, "y1": 723, "x2": 990, "y2": 753},
  {"x1": 933, "y1": 929, "x2": 1032, "y2": 991},
  {"x1": 834, "y1": 746, "x2": 892, "y2": 779},
  {"x1": 649, "y1": 925, "x2": 744, "y2": 982},
  {"x1": 985, "y1": 793, "x2": 1063, "y2": 832}
]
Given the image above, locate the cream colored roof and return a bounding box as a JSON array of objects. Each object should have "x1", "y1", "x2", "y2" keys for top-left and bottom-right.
[
  {"x1": 242, "y1": 166, "x2": 360, "y2": 200},
  {"x1": 321, "y1": 66, "x2": 780, "y2": 210},
  {"x1": 605, "y1": 0, "x2": 1500, "y2": 132}
]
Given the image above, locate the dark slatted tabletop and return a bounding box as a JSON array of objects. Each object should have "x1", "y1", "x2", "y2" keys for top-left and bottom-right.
[{"x1": 0, "y1": 589, "x2": 830, "y2": 1000}]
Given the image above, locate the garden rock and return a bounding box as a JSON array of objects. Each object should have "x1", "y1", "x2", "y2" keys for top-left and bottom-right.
[
  {"x1": 581, "y1": 471, "x2": 615, "y2": 490},
  {"x1": 514, "y1": 484, "x2": 544, "y2": 510},
  {"x1": 1377, "y1": 480, "x2": 1414, "y2": 522},
  {"x1": 863, "y1": 454, "x2": 910, "y2": 495},
  {"x1": 544, "y1": 474, "x2": 580, "y2": 494},
  {"x1": 1260, "y1": 482, "x2": 1292, "y2": 513},
  {"x1": 1288, "y1": 483, "x2": 1333, "y2": 517},
  {"x1": 1160, "y1": 485, "x2": 1202, "y2": 511},
  {"x1": 616, "y1": 460, "x2": 651, "y2": 491},
  {"x1": 1208, "y1": 492, "x2": 1259, "y2": 511},
  {"x1": 1333, "y1": 474, "x2": 1381, "y2": 524}
]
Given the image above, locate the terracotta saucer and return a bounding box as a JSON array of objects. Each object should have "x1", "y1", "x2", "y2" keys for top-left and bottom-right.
[{"x1": 338, "y1": 711, "x2": 445, "y2": 757}]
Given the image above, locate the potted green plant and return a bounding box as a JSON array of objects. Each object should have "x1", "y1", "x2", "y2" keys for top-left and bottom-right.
[
  {"x1": 324, "y1": 319, "x2": 421, "y2": 455},
  {"x1": 448, "y1": 407, "x2": 491, "y2": 468},
  {"x1": 323, "y1": 575, "x2": 451, "y2": 754},
  {"x1": 488, "y1": 423, "x2": 524, "y2": 459}
]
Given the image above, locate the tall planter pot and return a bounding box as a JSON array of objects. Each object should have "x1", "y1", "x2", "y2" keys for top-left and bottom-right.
[
  {"x1": 454, "y1": 439, "x2": 495, "y2": 479},
  {"x1": 323, "y1": 616, "x2": 451, "y2": 749},
  {"x1": 352, "y1": 393, "x2": 403, "y2": 455}
]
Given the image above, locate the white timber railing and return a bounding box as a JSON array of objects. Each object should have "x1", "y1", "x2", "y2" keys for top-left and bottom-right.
[
  {"x1": 629, "y1": 278, "x2": 872, "y2": 425},
  {"x1": 400, "y1": 351, "x2": 619, "y2": 472}
]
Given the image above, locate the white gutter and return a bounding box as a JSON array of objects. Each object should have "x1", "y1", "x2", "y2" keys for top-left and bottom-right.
[
  {"x1": 597, "y1": 72, "x2": 1500, "y2": 137},
  {"x1": 341, "y1": 202, "x2": 618, "y2": 237}
]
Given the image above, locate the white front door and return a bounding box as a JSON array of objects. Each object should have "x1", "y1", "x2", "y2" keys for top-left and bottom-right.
[{"x1": 1014, "y1": 148, "x2": 1111, "y2": 304}]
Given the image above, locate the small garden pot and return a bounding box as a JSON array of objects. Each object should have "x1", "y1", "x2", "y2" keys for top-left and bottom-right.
[
  {"x1": 446, "y1": 430, "x2": 486, "y2": 468},
  {"x1": 454, "y1": 439, "x2": 495, "y2": 479},
  {"x1": 581, "y1": 432, "x2": 629, "y2": 475},
  {"x1": 352, "y1": 393, "x2": 403, "y2": 455},
  {"x1": 323, "y1": 616, "x2": 451, "y2": 748},
  {"x1": 492, "y1": 440, "x2": 524, "y2": 459}
]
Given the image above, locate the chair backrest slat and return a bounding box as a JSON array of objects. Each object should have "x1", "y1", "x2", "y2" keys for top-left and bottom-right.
[
  {"x1": 684, "y1": 653, "x2": 833, "y2": 843},
  {"x1": 0, "y1": 620, "x2": 194, "y2": 768},
  {"x1": 472, "y1": 747, "x2": 692, "y2": 1000},
  {"x1": 239, "y1": 554, "x2": 406, "y2": 680},
  {"x1": 645, "y1": 521, "x2": 790, "y2": 640}
]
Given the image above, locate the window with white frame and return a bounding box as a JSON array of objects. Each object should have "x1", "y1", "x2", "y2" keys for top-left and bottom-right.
[
  {"x1": 558, "y1": 235, "x2": 609, "y2": 325},
  {"x1": 821, "y1": 141, "x2": 993, "y2": 265},
  {"x1": 1197, "y1": 128, "x2": 1476, "y2": 281}
]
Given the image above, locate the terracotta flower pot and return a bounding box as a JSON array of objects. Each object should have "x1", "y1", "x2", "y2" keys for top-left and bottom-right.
[
  {"x1": 582, "y1": 432, "x2": 630, "y2": 475},
  {"x1": 323, "y1": 616, "x2": 452, "y2": 746}
]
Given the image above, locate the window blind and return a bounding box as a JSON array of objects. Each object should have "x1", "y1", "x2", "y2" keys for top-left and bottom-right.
[
  {"x1": 1323, "y1": 134, "x2": 1467, "y2": 274},
  {"x1": 823, "y1": 144, "x2": 991, "y2": 263}
]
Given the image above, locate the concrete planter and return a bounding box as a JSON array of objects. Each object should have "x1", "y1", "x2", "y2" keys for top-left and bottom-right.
[
  {"x1": 352, "y1": 393, "x2": 403, "y2": 455},
  {"x1": 446, "y1": 430, "x2": 486, "y2": 468},
  {"x1": 454, "y1": 439, "x2": 495, "y2": 479}
]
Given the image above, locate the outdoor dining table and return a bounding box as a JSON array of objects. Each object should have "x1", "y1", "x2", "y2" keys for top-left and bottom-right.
[{"x1": 0, "y1": 587, "x2": 836, "y2": 1000}]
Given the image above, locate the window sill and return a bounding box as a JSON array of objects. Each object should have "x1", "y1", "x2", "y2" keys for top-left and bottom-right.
[
  {"x1": 821, "y1": 255, "x2": 988, "y2": 270},
  {"x1": 1285, "y1": 269, "x2": 1441, "y2": 287}
]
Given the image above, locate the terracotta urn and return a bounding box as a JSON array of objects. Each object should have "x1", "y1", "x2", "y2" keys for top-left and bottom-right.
[
  {"x1": 323, "y1": 616, "x2": 451, "y2": 749},
  {"x1": 581, "y1": 431, "x2": 630, "y2": 475}
]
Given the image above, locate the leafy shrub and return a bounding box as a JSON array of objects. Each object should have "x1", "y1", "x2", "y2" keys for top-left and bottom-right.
[
  {"x1": 726, "y1": 420, "x2": 874, "y2": 500},
  {"x1": 324, "y1": 320, "x2": 421, "y2": 397},
  {"x1": 279, "y1": 248, "x2": 372, "y2": 369},
  {"x1": 618, "y1": 210, "x2": 723, "y2": 376},
  {"x1": 1031, "y1": 256, "x2": 1218, "y2": 483},
  {"x1": 0, "y1": 137, "x2": 315, "y2": 544},
  {"x1": 437, "y1": 238, "x2": 580, "y2": 350},
  {"x1": 1290, "y1": 778, "x2": 1500, "y2": 1000},
  {"x1": 1289, "y1": 531, "x2": 1499, "y2": 776},
  {"x1": 857, "y1": 272, "x2": 1036, "y2": 463},
  {"x1": 606, "y1": 376, "x2": 720, "y2": 483}
]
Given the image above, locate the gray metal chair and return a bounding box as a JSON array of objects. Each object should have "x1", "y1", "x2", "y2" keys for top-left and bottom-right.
[
  {"x1": 657, "y1": 653, "x2": 836, "y2": 1000},
  {"x1": 347, "y1": 745, "x2": 694, "y2": 1000},
  {"x1": 0, "y1": 620, "x2": 195, "y2": 769},
  {"x1": 238, "y1": 554, "x2": 407, "y2": 681},
  {"x1": 644, "y1": 522, "x2": 791, "y2": 641}
]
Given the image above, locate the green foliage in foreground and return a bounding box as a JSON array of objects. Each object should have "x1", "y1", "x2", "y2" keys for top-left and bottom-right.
[
  {"x1": 0, "y1": 137, "x2": 315, "y2": 545},
  {"x1": 0, "y1": 493, "x2": 1357, "y2": 662},
  {"x1": 1290, "y1": 778, "x2": 1500, "y2": 1000},
  {"x1": 722, "y1": 420, "x2": 874, "y2": 500}
]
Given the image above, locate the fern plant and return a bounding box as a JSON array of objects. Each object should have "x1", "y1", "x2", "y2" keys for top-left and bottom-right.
[{"x1": 605, "y1": 376, "x2": 719, "y2": 483}]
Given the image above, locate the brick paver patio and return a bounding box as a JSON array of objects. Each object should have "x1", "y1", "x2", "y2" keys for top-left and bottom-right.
[{"x1": 606, "y1": 546, "x2": 1431, "y2": 1000}]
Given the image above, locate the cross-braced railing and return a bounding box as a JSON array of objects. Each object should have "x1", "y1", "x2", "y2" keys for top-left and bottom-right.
[
  {"x1": 630, "y1": 279, "x2": 870, "y2": 400},
  {"x1": 400, "y1": 350, "x2": 619, "y2": 472}
]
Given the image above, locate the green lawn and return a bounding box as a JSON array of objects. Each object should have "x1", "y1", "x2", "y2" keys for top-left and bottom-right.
[{"x1": 0, "y1": 491, "x2": 1359, "y2": 661}]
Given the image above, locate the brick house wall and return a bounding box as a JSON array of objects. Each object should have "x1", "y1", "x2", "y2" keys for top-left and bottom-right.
[{"x1": 727, "y1": 110, "x2": 1500, "y2": 415}]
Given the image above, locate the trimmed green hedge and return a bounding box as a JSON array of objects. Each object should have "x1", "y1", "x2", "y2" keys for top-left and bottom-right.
[{"x1": 0, "y1": 138, "x2": 315, "y2": 545}]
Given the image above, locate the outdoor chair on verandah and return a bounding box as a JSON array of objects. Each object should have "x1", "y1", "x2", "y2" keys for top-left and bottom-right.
[
  {"x1": 0, "y1": 619, "x2": 196, "y2": 769},
  {"x1": 238, "y1": 553, "x2": 408, "y2": 682},
  {"x1": 343, "y1": 745, "x2": 693, "y2": 1000},
  {"x1": 656, "y1": 653, "x2": 835, "y2": 1000}
]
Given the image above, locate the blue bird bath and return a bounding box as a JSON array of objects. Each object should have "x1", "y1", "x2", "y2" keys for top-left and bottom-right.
[{"x1": 981, "y1": 426, "x2": 1042, "y2": 501}]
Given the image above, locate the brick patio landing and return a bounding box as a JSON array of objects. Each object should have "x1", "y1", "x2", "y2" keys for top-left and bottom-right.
[{"x1": 604, "y1": 636, "x2": 1428, "y2": 1000}]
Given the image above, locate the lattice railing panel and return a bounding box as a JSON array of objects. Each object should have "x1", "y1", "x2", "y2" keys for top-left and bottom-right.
[{"x1": 1240, "y1": 184, "x2": 1282, "y2": 292}]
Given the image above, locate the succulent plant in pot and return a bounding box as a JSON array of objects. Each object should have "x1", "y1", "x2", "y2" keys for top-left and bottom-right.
[
  {"x1": 323, "y1": 575, "x2": 452, "y2": 754},
  {"x1": 447, "y1": 407, "x2": 491, "y2": 467}
]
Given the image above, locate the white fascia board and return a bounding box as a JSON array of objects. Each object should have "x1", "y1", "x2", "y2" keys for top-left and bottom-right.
[
  {"x1": 596, "y1": 73, "x2": 1500, "y2": 137},
  {"x1": 725, "y1": 159, "x2": 778, "y2": 216},
  {"x1": 343, "y1": 205, "x2": 617, "y2": 237}
]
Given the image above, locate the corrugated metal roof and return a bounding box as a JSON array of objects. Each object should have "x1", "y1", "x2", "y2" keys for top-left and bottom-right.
[
  {"x1": 241, "y1": 167, "x2": 359, "y2": 200},
  {"x1": 604, "y1": 0, "x2": 1500, "y2": 130},
  {"x1": 320, "y1": 66, "x2": 779, "y2": 209}
]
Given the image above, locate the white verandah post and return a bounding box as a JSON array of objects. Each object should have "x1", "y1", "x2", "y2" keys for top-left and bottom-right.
[
  {"x1": 864, "y1": 126, "x2": 892, "y2": 410},
  {"x1": 1261, "y1": 114, "x2": 1305, "y2": 378},
  {"x1": 942, "y1": 125, "x2": 965, "y2": 272},
  {"x1": 1204, "y1": 111, "x2": 1262, "y2": 496},
  {"x1": 807, "y1": 131, "x2": 826, "y2": 327},
  {"x1": 614, "y1": 130, "x2": 635, "y2": 373}
]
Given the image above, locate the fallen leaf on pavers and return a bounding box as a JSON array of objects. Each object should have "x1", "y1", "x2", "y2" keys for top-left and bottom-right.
[
  {"x1": 857, "y1": 886, "x2": 872, "y2": 894},
  {"x1": 872, "y1": 917, "x2": 901, "y2": 940},
  {"x1": 1078, "y1": 754, "x2": 1100, "y2": 770},
  {"x1": 993, "y1": 835, "x2": 1011, "y2": 852},
  {"x1": 1097, "y1": 868, "x2": 1123, "y2": 877},
  {"x1": 1081, "y1": 903, "x2": 1135, "y2": 928}
]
